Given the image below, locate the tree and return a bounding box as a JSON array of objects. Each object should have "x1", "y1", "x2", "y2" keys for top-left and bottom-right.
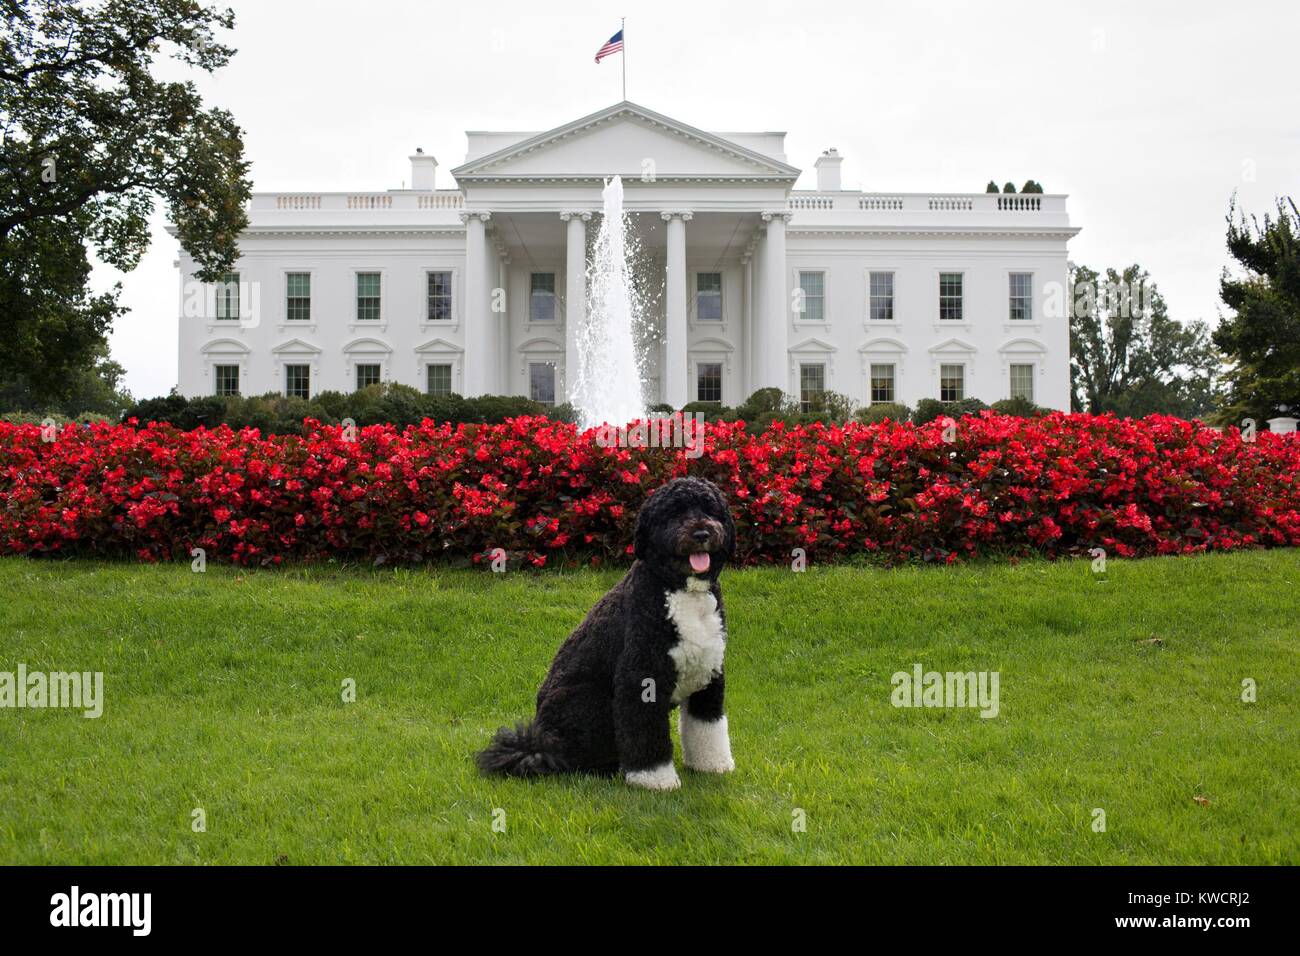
[
  {"x1": 1069, "y1": 263, "x2": 1219, "y2": 418},
  {"x1": 1021, "y1": 180, "x2": 1043, "y2": 194},
  {"x1": 1212, "y1": 197, "x2": 1300, "y2": 425},
  {"x1": 985, "y1": 181, "x2": 999, "y2": 193},
  {"x1": 0, "y1": 338, "x2": 133, "y2": 417},
  {"x1": 1002, "y1": 182, "x2": 1017, "y2": 194},
  {"x1": 0, "y1": 0, "x2": 251, "y2": 405}
]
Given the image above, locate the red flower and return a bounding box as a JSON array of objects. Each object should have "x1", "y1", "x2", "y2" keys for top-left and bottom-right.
[{"x1": 0, "y1": 411, "x2": 1294, "y2": 568}]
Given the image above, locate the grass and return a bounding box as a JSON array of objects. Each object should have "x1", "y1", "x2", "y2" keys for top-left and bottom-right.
[{"x1": 0, "y1": 550, "x2": 1297, "y2": 865}]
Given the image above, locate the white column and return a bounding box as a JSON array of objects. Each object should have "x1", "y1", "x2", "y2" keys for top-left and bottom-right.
[
  {"x1": 661, "y1": 210, "x2": 692, "y2": 409},
  {"x1": 497, "y1": 250, "x2": 511, "y2": 395},
  {"x1": 740, "y1": 251, "x2": 753, "y2": 400},
  {"x1": 460, "y1": 210, "x2": 491, "y2": 396},
  {"x1": 757, "y1": 210, "x2": 791, "y2": 393},
  {"x1": 561, "y1": 211, "x2": 591, "y2": 403}
]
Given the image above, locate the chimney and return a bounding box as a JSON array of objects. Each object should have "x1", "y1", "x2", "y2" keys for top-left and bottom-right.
[
  {"x1": 814, "y1": 148, "x2": 843, "y2": 192},
  {"x1": 409, "y1": 148, "x2": 437, "y2": 191}
]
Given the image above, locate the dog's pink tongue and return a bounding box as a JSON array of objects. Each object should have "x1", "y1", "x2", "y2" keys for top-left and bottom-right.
[{"x1": 689, "y1": 552, "x2": 711, "y2": 574}]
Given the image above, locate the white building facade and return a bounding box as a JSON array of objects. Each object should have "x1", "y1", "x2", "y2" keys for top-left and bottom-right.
[{"x1": 176, "y1": 101, "x2": 1080, "y2": 412}]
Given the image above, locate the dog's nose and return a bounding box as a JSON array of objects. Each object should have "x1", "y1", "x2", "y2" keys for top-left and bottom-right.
[{"x1": 692, "y1": 529, "x2": 711, "y2": 544}]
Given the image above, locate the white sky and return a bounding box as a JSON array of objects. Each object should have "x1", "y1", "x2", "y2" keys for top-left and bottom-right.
[{"x1": 97, "y1": 0, "x2": 1300, "y2": 399}]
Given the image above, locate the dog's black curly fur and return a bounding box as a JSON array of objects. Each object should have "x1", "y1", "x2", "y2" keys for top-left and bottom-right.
[{"x1": 476, "y1": 476, "x2": 736, "y2": 780}]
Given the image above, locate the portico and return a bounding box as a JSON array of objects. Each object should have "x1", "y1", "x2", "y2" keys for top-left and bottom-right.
[{"x1": 447, "y1": 102, "x2": 803, "y2": 408}]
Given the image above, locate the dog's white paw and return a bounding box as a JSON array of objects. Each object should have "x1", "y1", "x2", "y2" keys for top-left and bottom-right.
[
  {"x1": 625, "y1": 762, "x2": 681, "y2": 791},
  {"x1": 681, "y1": 712, "x2": 735, "y2": 773},
  {"x1": 686, "y1": 752, "x2": 735, "y2": 773}
]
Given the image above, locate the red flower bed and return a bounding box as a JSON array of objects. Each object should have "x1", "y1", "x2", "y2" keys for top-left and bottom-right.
[{"x1": 1, "y1": 413, "x2": 1298, "y2": 567}]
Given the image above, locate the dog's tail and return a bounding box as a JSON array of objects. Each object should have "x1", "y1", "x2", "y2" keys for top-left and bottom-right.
[{"x1": 475, "y1": 719, "x2": 570, "y2": 777}]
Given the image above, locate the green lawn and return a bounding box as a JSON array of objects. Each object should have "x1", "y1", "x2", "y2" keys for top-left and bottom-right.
[{"x1": 0, "y1": 551, "x2": 1297, "y2": 865}]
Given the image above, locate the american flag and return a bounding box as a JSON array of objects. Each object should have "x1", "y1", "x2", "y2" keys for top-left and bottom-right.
[{"x1": 595, "y1": 29, "x2": 623, "y2": 64}]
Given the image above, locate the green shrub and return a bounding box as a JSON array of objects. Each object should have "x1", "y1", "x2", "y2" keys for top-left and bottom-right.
[
  {"x1": 680, "y1": 401, "x2": 732, "y2": 422},
  {"x1": 855, "y1": 402, "x2": 912, "y2": 425},
  {"x1": 991, "y1": 396, "x2": 1045, "y2": 418},
  {"x1": 1002, "y1": 182, "x2": 1017, "y2": 194},
  {"x1": 985, "y1": 181, "x2": 999, "y2": 193},
  {"x1": 735, "y1": 387, "x2": 784, "y2": 419},
  {"x1": 913, "y1": 397, "x2": 991, "y2": 425},
  {"x1": 125, "y1": 392, "x2": 189, "y2": 425}
]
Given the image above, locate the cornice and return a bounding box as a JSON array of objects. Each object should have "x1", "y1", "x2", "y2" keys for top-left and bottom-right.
[
  {"x1": 451, "y1": 101, "x2": 802, "y2": 181},
  {"x1": 240, "y1": 226, "x2": 468, "y2": 239},
  {"x1": 456, "y1": 174, "x2": 798, "y2": 184},
  {"x1": 787, "y1": 226, "x2": 1082, "y2": 241}
]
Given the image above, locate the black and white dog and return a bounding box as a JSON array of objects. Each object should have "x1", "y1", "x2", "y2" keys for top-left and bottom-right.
[{"x1": 476, "y1": 476, "x2": 735, "y2": 790}]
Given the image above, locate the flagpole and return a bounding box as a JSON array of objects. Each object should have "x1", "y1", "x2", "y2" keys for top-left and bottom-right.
[{"x1": 621, "y1": 17, "x2": 626, "y2": 101}]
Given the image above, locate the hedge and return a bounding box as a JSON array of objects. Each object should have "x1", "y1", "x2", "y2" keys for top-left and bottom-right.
[{"x1": 2, "y1": 412, "x2": 1297, "y2": 568}]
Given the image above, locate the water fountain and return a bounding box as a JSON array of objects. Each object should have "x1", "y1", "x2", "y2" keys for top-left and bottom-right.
[{"x1": 571, "y1": 175, "x2": 649, "y2": 429}]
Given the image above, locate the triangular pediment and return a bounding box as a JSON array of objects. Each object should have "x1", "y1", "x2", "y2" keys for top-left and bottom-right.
[
  {"x1": 452, "y1": 101, "x2": 800, "y2": 183},
  {"x1": 414, "y1": 337, "x2": 463, "y2": 354},
  {"x1": 790, "y1": 337, "x2": 837, "y2": 354},
  {"x1": 928, "y1": 337, "x2": 978, "y2": 354},
  {"x1": 271, "y1": 337, "x2": 321, "y2": 355}
]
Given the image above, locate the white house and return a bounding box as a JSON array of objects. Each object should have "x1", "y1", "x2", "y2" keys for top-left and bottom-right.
[{"x1": 175, "y1": 100, "x2": 1079, "y2": 412}]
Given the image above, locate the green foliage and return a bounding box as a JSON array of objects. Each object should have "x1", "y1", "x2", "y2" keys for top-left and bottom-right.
[
  {"x1": 1069, "y1": 263, "x2": 1219, "y2": 418},
  {"x1": 679, "y1": 401, "x2": 732, "y2": 422},
  {"x1": 122, "y1": 384, "x2": 560, "y2": 433},
  {"x1": 734, "y1": 387, "x2": 785, "y2": 418},
  {"x1": 1002, "y1": 182, "x2": 1017, "y2": 194},
  {"x1": 990, "y1": 396, "x2": 1046, "y2": 417},
  {"x1": 1021, "y1": 180, "x2": 1044, "y2": 194},
  {"x1": 782, "y1": 389, "x2": 857, "y2": 422},
  {"x1": 0, "y1": 339, "x2": 133, "y2": 417},
  {"x1": 0, "y1": 410, "x2": 110, "y2": 426},
  {"x1": 1213, "y1": 197, "x2": 1300, "y2": 424},
  {"x1": 985, "y1": 181, "x2": 1000, "y2": 194},
  {"x1": 912, "y1": 397, "x2": 990, "y2": 424},
  {"x1": 854, "y1": 402, "x2": 911, "y2": 425},
  {"x1": 1, "y1": 0, "x2": 251, "y2": 407}
]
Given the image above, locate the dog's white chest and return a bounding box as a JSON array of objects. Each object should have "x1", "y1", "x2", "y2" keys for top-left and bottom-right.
[{"x1": 665, "y1": 587, "x2": 726, "y2": 703}]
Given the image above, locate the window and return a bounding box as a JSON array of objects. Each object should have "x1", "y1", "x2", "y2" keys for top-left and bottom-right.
[
  {"x1": 427, "y1": 271, "x2": 452, "y2": 322},
  {"x1": 870, "y1": 364, "x2": 895, "y2": 404},
  {"x1": 529, "y1": 362, "x2": 556, "y2": 405},
  {"x1": 426, "y1": 363, "x2": 453, "y2": 397},
  {"x1": 530, "y1": 273, "x2": 556, "y2": 322},
  {"x1": 285, "y1": 364, "x2": 310, "y2": 399},
  {"x1": 215, "y1": 272, "x2": 240, "y2": 321},
  {"x1": 356, "y1": 272, "x2": 381, "y2": 321},
  {"x1": 697, "y1": 362, "x2": 722, "y2": 403},
  {"x1": 798, "y1": 271, "x2": 825, "y2": 322},
  {"x1": 1009, "y1": 273, "x2": 1032, "y2": 321},
  {"x1": 869, "y1": 272, "x2": 894, "y2": 322},
  {"x1": 940, "y1": 364, "x2": 965, "y2": 402},
  {"x1": 1010, "y1": 363, "x2": 1034, "y2": 401},
  {"x1": 355, "y1": 363, "x2": 381, "y2": 390},
  {"x1": 799, "y1": 363, "x2": 826, "y2": 412},
  {"x1": 214, "y1": 364, "x2": 240, "y2": 396},
  {"x1": 696, "y1": 273, "x2": 722, "y2": 321},
  {"x1": 286, "y1": 273, "x2": 311, "y2": 321},
  {"x1": 939, "y1": 273, "x2": 963, "y2": 322}
]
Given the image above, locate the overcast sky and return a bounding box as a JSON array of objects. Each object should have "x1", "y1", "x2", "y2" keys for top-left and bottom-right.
[{"x1": 97, "y1": 0, "x2": 1300, "y2": 399}]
